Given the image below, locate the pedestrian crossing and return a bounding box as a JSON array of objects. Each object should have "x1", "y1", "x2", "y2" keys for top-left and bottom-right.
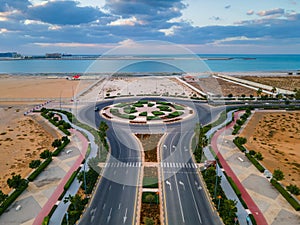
[
  {"x1": 104, "y1": 162, "x2": 142, "y2": 168},
  {"x1": 160, "y1": 162, "x2": 198, "y2": 169},
  {"x1": 103, "y1": 162, "x2": 198, "y2": 169}
]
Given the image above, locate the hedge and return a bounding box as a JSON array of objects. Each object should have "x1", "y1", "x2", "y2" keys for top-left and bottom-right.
[
  {"x1": 227, "y1": 176, "x2": 241, "y2": 197},
  {"x1": 42, "y1": 216, "x2": 50, "y2": 225},
  {"x1": 0, "y1": 182, "x2": 28, "y2": 215},
  {"x1": 147, "y1": 116, "x2": 160, "y2": 120},
  {"x1": 28, "y1": 157, "x2": 53, "y2": 182},
  {"x1": 64, "y1": 170, "x2": 79, "y2": 191},
  {"x1": 233, "y1": 138, "x2": 247, "y2": 152},
  {"x1": 166, "y1": 111, "x2": 183, "y2": 118},
  {"x1": 249, "y1": 214, "x2": 257, "y2": 225},
  {"x1": 270, "y1": 179, "x2": 300, "y2": 211},
  {"x1": 52, "y1": 138, "x2": 70, "y2": 156},
  {"x1": 245, "y1": 153, "x2": 265, "y2": 173},
  {"x1": 152, "y1": 111, "x2": 165, "y2": 116}
]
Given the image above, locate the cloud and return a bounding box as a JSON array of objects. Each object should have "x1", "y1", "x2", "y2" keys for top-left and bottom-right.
[
  {"x1": 108, "y1": 16, "x2": 145, "y2": 26},
  {"x1": 105, "y1": 0, "x2": 186, "y2": 25},
  {"x1": 26, "y1": 0, "x2": 106, "y2": 25},
  {"x1": 0, "y1": 0, "x2": 31, "y2": 12},
  {"x1": 159, "y1": 25, "x2": 180, "y2": 36},
  {"x1": 257, "y1": 8, "x2": 285, "y2": 17},
  {"x1": 247, "y1": 10, "x2": 254, "y2": 16}
]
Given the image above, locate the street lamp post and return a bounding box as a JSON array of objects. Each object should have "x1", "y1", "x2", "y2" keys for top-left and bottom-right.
[
  {"x1": 214, "y1": 164, "x2": 218, "y2": 199},
  {"x1": 66, "y1": 211, "x2": 69, "y2": 225}
]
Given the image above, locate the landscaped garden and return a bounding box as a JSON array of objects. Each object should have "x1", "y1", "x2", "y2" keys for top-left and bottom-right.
[{"x1": 102, "y1": 100, "x2": 191, "y2": 123}]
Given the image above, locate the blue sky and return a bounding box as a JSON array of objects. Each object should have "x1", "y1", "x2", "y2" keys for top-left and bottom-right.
[{"x1": 0, "y1": 0, "x2": 299, "y2": 54}]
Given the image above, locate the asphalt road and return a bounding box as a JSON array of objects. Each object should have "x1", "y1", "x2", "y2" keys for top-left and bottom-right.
[
  {"x1": 77, "y1": 97, "x2": 225, "y2": 225},
  {"x1": 79, "y1": 126, "x2": 141, "y2": 225},
  {"x1": 161, "y1": 129, "x2": 222, "y2": 225}
]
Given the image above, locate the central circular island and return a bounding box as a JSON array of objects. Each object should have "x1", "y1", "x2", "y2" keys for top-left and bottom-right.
[{"x1": 101, "y1": 100, "x2": 194, "y2": 124}]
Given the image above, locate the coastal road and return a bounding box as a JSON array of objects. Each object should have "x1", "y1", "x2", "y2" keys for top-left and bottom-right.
[{"x1": 161, "y1": 129, "x2": 222, "y2": 225}]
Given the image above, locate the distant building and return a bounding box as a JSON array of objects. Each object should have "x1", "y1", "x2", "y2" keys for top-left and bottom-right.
[
  {"x1": 0, "y1": 52, "x2": 20, "y2": 58},
  {"x1": 45, "y1": 53, "x2": 62, "y2": 58}
]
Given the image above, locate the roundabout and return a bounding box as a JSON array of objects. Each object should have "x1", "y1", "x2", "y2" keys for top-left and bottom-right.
[{"x1": 100, "y1": 99, "x2": 194, "y2": 124}]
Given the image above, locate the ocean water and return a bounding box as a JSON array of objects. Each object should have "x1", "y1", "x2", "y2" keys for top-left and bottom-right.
[{"x1": 0, "y1": 54, "x2": 299, "y2": 74}]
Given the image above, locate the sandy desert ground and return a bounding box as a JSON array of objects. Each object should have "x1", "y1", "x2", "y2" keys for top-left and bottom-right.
[
  {"x1": 0, "y1": 74, "x2": 95, "y2": 99},
  {"x1": 0, "y1": 105, "x2": 62, "y2": 194},
  {"x1": 240, "y1": 111, "x2": 300, "y2": 199},
  {"x1": 238, "y1": 76, "x2": 300, "y2": 91},
  {"x1": 185, "y1": 76, "x2": 258, "y2": 97}
]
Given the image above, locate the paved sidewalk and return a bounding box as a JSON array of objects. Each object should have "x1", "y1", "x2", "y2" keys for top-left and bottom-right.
[
  {"x1": 215, "y1": 110, "x2": 300, "y2": 225},
  {"x1": 32, "y1": 129, "x2": 88, "y2": 225},
  {"x1": 211, "y1": 112, "x2": 268, "y2": 225}
]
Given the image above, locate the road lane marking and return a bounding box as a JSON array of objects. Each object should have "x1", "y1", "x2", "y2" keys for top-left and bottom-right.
[
  {"x1": 166, "y1": 180, "x2": 172, "y2": 191},
  {"x1": 179, "y1": 181, "x2": 185, "y2": 190},
  {"x1": 123, "y1": 208, "x2": 128, "y2": 224},
  {"x1": 107, "y1": 208, "x2": 112, "y2": 223},
  {"x1": 174, "y1": 173, "x2": 185, "y2": 223},
  {"x1": 118, "y1": 203, "x2": 121, "y2": 209},
  {"x1": 103, "y1": 203, "x2": 106, "y2": 210},
  {"x1": 186, "y1": 173, "x2": 202, "y2": 224}
]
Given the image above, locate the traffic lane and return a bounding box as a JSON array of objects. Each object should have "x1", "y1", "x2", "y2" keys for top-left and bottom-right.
[
  {"x1": 163, "y1": 168, "x2": 203, "y2": 225},
  {"x1": 80, "y1": 166, "x2": 140, "y2": 225},
  {"x1": 163, "y1": 173, "x2": 186, "y2": 225},
  {"x1": 107, "y1": 129, "x2": 140, "y2": 162},
  {"x1": 163, "y1": 167, "x2": 218, "y2": 225},
  {"x1": 162, "y1": 129, "x2": 194, "y2": 162}
]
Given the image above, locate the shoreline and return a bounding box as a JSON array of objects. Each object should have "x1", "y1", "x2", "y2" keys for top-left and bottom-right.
[{"x1": 1, "y1": 70, "x2": 300, "y2": 77}]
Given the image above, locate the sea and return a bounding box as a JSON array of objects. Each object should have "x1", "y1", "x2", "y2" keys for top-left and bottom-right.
[{"x1": 0, "y1": 54, "x2": 299, "y2": 74}]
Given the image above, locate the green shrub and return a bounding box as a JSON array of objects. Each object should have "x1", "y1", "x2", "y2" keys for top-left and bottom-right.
[
  {"x1": 133, "y1": 103, "x2": 144, "y2": 107},
  {"x1": 110, "y1": 108, "x2": 120, "y2": 115},
  {"x1": 157, "y1": 105, "x2": 172, "y2": 112},
  {"x1": 139, "y1": 111, "x2": 147, "y2": 116},
  {"x1": 142, "y1": 192, "x2": 159, "y2": 204},
  {"x1": 173, "y1": 104, "x2": 184, "y2": 110},
  {"x1": 166, "y1": 111, "x2": 184, "y2": 118},
  {"x1": 227, "y1": 176, "x2": 241, "y2": 197},
  {"x1": 42, "y1": 216, "x2": 50, "y2": 225},
  {"x1": 233, "y1": 137, "x2": 247, "y2": 152},
  {"x1": 245, "y1": 153, "x2": 265, "y2": 173},
  {"x1": 0, "y1": 182, "x2": 28, "y2": 215},
  {"x1": 270, "y1": 179, "x2": 300, "y2": 211},
  {"x1": 147, "y1": 116, "x2": 160, "y2": 120},
  {"x1": 249, "y1": 214, "x2": 257, "y2": 225},
  {"x1": 138, "y1": 100, "x2": 148, "y2": 104},
  {"x1": 249, "y1": 150, "x2": 256, "y2": 156},
  {"x1": 152, "y1": 111, "x2": 165, "y2": 116},
  {"x1": 29, "y1": 160, "x2": 41, "y2": 169},
  {"x1": 123, "y1": 107, "x2": 137, "y2": 114},
  {"x1": 40, "y1": 150, "x2": 52, "y2": 159},
  {"x1": 28, "y1": 158, "x2": 52, "y2": 182},
  {"x1": 147, "y1": 103, "x2": 155, "y2": 107},
  {"x1": 287, "y1": 184, "x2": 300, "y2": 195},
  {"x1": 64, "y1": 171, "x2": 78, "y2": 191},
  {"x1": 52, "y1": 138, "x2": 70, "y2": 156},
  {"x1": 118, "y1": 114, "x2": 136, "y2": 120}
]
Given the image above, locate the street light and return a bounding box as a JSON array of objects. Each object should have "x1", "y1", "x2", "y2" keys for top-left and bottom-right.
[
  {"x1": 217, "y1": 195, "x2": 222, "y2": 210},
  {"x1": 214, "y1": 164, "x2": 219, "y2": 199},
  {"x1": 66, "y1": 211, "x2": 69, "y2": 225}
]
